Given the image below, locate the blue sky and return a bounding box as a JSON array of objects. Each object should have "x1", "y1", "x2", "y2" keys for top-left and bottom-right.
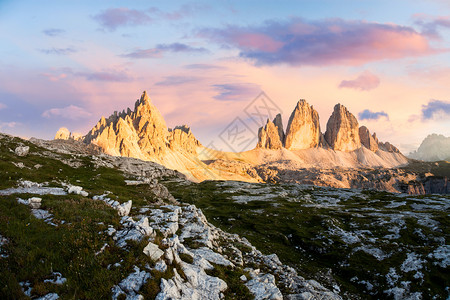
[{"x1": 0, "y1": 0, "x2": 449, "y2": 153}]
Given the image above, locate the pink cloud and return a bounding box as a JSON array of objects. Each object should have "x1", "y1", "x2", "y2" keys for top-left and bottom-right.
[
  {"x1": 121, "y1": 43, "x2": 208, "y2": 59},
  {"x1": 42, "y1": 105, "x2": 92, "y2": 120},
  {"x1": 201, "y1": 18, "x2": 443, "y2": 66},
  {"x1": 0, "y1": 122, "x2": 19, "y2": 129},
  {"x1": 0, "y1": 103, "x2": 6, "y2": 110},
  {"x1": 93, "y1": 8, "x2": 152, "y2": 31},
  {"x1": 339, "y1": 71, "x2": 380, "y2": 91}
]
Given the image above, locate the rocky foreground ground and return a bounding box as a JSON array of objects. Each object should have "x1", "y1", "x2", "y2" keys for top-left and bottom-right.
[{"x1": 0, "y1": 133, "x2": 342, "y2": 299}]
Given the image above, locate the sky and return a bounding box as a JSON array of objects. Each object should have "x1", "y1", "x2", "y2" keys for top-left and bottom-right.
[{"x1": 0, "y1": 0, "x2": 449, "y2": 154}]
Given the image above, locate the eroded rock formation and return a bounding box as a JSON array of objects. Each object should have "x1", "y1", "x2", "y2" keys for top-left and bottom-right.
[
  {"x1": 83, "y1": 91, "x2": 201, "y2": 159},
  {"x1": 256, "y1": 116, "x2": 284, "y2": 150},
  {"x1": 285, "y1": 100, "x2": 322, "y2": 150},
  {"x1": 359, "y1": 126, "x2": 378, "y2": 152},
  {"x1": 55, "y1": 127, "x2": 82, "y2": 141},
  {"x1": 324, "y1": 104, "x2": 361, "y2": 152}
]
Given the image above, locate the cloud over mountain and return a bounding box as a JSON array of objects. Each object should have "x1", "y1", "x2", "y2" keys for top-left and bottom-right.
[
  {"x1": 421, "y1": 99, "x2": 450, "y2": 120},
  {"x1": 42, "y1": 105, "x2": 92, "y2": 120},
  {"x1": 339, "y1": 71, "x2": 380, "y2": 91},
  {"x1": 358, "y1": 109, "x2": 389, "y2": 120}
]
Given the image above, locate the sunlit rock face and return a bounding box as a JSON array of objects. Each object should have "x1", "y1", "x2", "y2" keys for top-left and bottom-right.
[
  {"x1": 83, "y1": 91, "x2": 201, "y2": 160},
  {"x1": 325, "y1": 104, "x2": 361, "y2": 152},
  {"x1": 359, "y1": 126, "x2": 378, "y2": 152},
  {"x1": 257, "y1": 115, "x2": 284, "y2": 150},
  {"x1": 55, "y1": 127, "x2": 70, "y2": 140},
  {"x1": 55, "y1": 127, "x2": 83, "y2": 141},
  {"x1": 284, "y1": 100, "x2": 322, "y2": 150}
]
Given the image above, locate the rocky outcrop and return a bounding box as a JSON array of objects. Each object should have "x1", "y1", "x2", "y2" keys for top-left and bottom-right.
[
  {"x1": 285, "y1": 100, "x2": 322, "y2": 150},
  {"x1": 371, "y1": 133, "x2": 400, "y2": 154},
  {"x1": 256, "y1": 117, "x2": 284, "y2": 150},
  {"x1": 55, "y1": 127, "x2": 83, "y2": 141},
  {"x1": 168, "y1": 125, "x2": 201, "y2": 154},
  {"x1": 409, "y1": 134, "x2": 450, "y2": 161},
  {"x1": 273, "y1": 114, "x2": 285, "y2": 144},
  {"x1": 324, "y1": 104, "x2": 361, "y2": 152},
  {"x1": 83, "y1": 91, "x2": 201, "y2": 160},
  {"x1": 55, "y1": 127, "x2": 70, "y2": 140},
  {"x1": 378, "y1": 141, "x2": 401, "y2": 153},
  {"x1": 359, "y1": 126, "x2": 378, "y2": 152}
]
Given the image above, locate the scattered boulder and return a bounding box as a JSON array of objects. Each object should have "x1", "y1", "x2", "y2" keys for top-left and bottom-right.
[
  {"x1": 67, "y1": 185, "x2": 88, "y2": 197},
  {"x1": 117, "y1": 200, "x2": 132, "y2": 217},
  {"x1": 245, "y1": 272, "x2": 283, "y2": 300},
  {"x1": 112, "y1": 266, "x2": 150, "y2": 300},
  {"x1": 15, "y1": 146, "x2": 29, "y2": 157},
  {"x1": 143, "y1": 242, "x2": 164, "y2": 261}
]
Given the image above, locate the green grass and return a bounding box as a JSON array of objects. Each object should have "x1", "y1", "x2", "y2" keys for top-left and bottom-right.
[
  {"x1": 0, "y1": 135, "x2": 166, "y2": 298},
  {"x1": 163, "y1": 178, "x2": 450, "y2": 299}
]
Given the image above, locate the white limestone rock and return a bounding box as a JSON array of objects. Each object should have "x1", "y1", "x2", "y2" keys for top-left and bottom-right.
[
  {"x1": 112, "y1": 266, "x2": 150, "y2": 300},
  {"x1": 156, "y1": 264, "x2": 227, "y2": 300},
  {"x1": 67, "y1": 185, "x2": 88, "y2": 197},
  {"x1": 117, "y1": 200, "x2": 132, "y2": 217},
  {"x1": 115, "y1": 216, "x2": 153, "y2": 247},
  {"x1": 36, "y1": 293, "x2": 59, "y2": 300},
  {"x1": 28, "y1": 197, "x2": 42, "y2": 209},
  {"x1": 190, "y1": 247, "x2": 234, "y2": 267},
  {"x1": 143, "y1": 242, "x2": 164, "y2": 261},
  {"x1": 154, "y1": 260, "x2": 168, "y2": 273},
  {"x1": 15, "y1": 146, "x2": 29, "y2": 157},
  {"x1": 245, "y1": 273, "x2": 283, "y2": 300}
]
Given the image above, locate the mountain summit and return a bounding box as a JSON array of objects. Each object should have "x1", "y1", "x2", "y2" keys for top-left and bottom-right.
[
  {"x1": 55, "y1": 91, "x2": 407, "y2": 183},
  {"x1": 409, "y1": 134, "x2": 450, "y2": 161},
  {"x1": 83, "y1": 91, "x2": 201, "y2": 160},
  {"x1": 255, "y1": 100, "x2": 400, "y2": 154}
]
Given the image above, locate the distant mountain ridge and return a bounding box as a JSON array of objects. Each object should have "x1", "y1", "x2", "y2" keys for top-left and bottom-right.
[
  {"x1": 55, "y1": 91, "x2": 408, "y2": 182},
  {"x1": 256, "y1": 99, "x2": 400, "y2": 154},
  {"x1": 409, "y1": 134, "x2": 450, "y2": 162}
]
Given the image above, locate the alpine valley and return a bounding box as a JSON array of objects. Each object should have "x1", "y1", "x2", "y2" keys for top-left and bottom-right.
[{"x1": 0, "y1": 91, "x2": 448, "y2": 299}]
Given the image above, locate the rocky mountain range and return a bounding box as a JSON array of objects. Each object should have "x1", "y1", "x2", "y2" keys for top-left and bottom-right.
[
  {"x1": 409, "y1": 133, "x2": 450, "y2": 162},
  {"x1": 54, "y1": 91, "x2": 449, "y2": 194},
  {"x1": 256, "y1": 99, "x2": 400, "y2": 154}
]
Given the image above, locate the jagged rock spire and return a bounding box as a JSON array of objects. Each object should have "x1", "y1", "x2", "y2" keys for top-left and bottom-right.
[
  {"x1": 256, "y1": 116, "x2": 284, "y2": 150},
  {"x1": 82, "y1": 91, "x2": 201, "y2": 159},
  {"x1": 284, "y1": 100, "x2": 322, "y2": 150},
  {"x1": 324, "y1": 104, "x2": 361, "y2": 152}
]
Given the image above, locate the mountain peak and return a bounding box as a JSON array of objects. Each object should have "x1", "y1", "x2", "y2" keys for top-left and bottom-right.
[
  {"x1": 256, "y1": 117, "x2": 284, "y2": 149},
  {"x1": 285, "y1": 99, "x2": 322, "y2": 150},
  {"x1": 324, "y1": 103, "x2": 361, "y2": 151},
  {"x1": 83, "y1": 91, "x2": 200, "y2": 159}
]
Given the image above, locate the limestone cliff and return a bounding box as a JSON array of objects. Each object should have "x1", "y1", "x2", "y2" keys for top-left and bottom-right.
[
  {"x1": 359, "y1": 126, "x2": 378, "y2": 152},
  {"x1": 324, "y1": 104, "x2": 361, "y2": 152},
  {"x1": 256, "y1": 117, "x2": 284, "y2": 150},
  {"x1": 284, "y1": 100, "x2": 322, "y2": 150},
  {"x1": 372, "y1": 133, "x2": 400, "y2": 153},
  {"x1": 83, "y1": 91, "x2": 201, "y2": 160},
  {"x1": 55, "y1": 127, "x2": 82, "y2": 141}
]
